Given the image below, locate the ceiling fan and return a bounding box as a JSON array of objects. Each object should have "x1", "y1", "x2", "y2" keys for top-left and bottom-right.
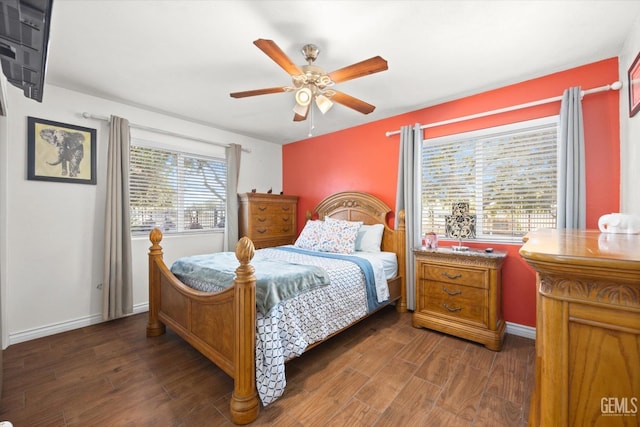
[{"x1": 230, "y1": 39, "x2": 388, "y2": 122}]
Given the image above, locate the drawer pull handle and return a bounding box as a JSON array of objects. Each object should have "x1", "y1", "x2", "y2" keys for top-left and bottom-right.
[
  {"x1": 258, "y1": 206, "x2": 267, "y2": 211},
  {"x1": 257, "y1": 217, "x2": 267, "y2": 222},
  {"x1": 443, "y1": 303, "x2": 462, "y2": 312},
  {"x1": 442, "y1": 272, "x2": 462, "y2": 280},
  {"x1": 282, "y1": 227, "x2": 290, "y2": 232},
  {"x1": 256, "y1": 228, "x2": 267, "y2": 234},
  {"x1": 282, "y1": 206, "x2": 290, "y2": 211},
  {"x1": 442, "y1": 287, "x2": 461, "y2": 296},
  {"x1": 282, "y1": 217, "x2": 289, "y2": 221}
]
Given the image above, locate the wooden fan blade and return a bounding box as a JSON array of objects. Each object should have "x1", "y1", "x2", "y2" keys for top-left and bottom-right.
[
  {"x1": 293, "y1": 104, "x2": 309, "y2": 121},
  {"x1": 330, "y1": 91, "x2": 376, "y2": 114},
  {"x1": 328, "y1": 56, "x2": 388, "y2": 84},
  {"x1": 254, "y1": 39, "x2": 303, "y2": 76},
  {"x1": 230, "y1": 87, "x2": 289, "y2": 98}
]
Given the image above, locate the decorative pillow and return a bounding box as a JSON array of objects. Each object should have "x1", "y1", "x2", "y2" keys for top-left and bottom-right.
[
  {"x1": 294, "y1": 220, "x2": 324, "y2": 251},
  {"x1": 321, "y1": 217, "x2": 363, "y2": 254},
  {"x1": 355, "y1": 223, "x2": 384, "y2": 252}
]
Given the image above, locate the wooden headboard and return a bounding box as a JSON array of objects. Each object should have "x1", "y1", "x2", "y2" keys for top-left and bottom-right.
[{"x1": 306, "y1": 191, "x2": 405, "y2": 256}]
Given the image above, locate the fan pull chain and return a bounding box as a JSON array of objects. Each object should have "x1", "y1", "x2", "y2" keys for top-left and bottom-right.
[{"x1": 308, "y1": 102, "x2": 315, "y2": 137}]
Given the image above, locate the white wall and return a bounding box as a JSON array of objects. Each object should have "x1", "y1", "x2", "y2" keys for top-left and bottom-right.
[
  {"x1": 619, "y1": 12, "x2": 640, "y2": 215},
  {"x1": 0, "y1": 84, "x2": 283, "y2": 347}
]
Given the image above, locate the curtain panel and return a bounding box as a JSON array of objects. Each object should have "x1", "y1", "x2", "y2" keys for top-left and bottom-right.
[
  {"x1": 225, "y1": 143, "x2": 242, "y2": 251},
  {"x1": 558, "y1": 87, "x2": 586, "y2": 229},
  {"x1": 395, "y1": 124, "x2": 422, "y2": 311},
  {"x1": 102, "y1": 115, "x2": 133, "y2": 320}
]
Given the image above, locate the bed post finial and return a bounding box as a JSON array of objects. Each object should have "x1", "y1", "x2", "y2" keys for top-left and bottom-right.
[
  {"x1": 231, "y1": 236, "x2": 260, "y2": 424},
  {"x1": 235, "y1": 236, "x2": 255, "y2": 265},
  {"x1": 149, "y1": 228, "x2": 163, "y2": 252}
]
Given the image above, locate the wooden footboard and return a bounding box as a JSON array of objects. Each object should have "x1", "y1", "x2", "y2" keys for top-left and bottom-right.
[{"x1": 147, "y1": 229, "x2": 259, "y2": 424}]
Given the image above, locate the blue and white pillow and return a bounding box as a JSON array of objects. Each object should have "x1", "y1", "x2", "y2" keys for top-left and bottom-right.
[
  {"x1": 320, "y1": 217, "x2": 362, "y2": 254},
  {"x1": 294, "y1": 220, "x2": 324, "y2": 251}
]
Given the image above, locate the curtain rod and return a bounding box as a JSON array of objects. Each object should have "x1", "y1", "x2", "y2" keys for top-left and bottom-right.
[
  {"x1": 81, "y1": 112, "x2": 251, "y2": 153},
  {"x1": 385, "y1": 81, "x2": 622, "y2": 137}
]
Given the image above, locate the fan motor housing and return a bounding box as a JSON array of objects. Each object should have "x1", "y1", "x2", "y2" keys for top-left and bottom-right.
[{"x1": 301, "y1": 44, "x2": 319, "y2": 63}]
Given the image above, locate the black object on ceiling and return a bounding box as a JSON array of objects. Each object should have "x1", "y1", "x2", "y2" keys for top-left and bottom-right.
[{"x1": 0, "y1": 0, "x2": 53, "y2": 102}]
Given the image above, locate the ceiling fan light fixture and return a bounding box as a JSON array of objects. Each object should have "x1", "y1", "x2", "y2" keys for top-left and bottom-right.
[
  {"x1": 295, "y1": 87, "x2": 312, "y2": 106},
  {"x1": 293, "y1": 101, "x2": 309, "y2": 116},
  {"x1": 315, "y1": 94, "x2": 333, "y2": 114}
]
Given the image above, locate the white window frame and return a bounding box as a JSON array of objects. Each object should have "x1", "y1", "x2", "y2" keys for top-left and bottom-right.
[
  {"x1": 420, "y1": 116, "x2": 559, "y2": 243},
  {"x1": 129, "y1": 139, "x2": 227, "y2": 236}
]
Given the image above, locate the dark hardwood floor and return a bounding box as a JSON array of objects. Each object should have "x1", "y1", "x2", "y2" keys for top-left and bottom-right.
[{"x1": 0, "y1": 307, "x2": 535, "y2": 426}]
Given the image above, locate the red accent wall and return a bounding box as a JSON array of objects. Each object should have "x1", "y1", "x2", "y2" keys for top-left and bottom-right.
[{"x1": 283, "y1": 58, "x2": 620, "y2": 327}]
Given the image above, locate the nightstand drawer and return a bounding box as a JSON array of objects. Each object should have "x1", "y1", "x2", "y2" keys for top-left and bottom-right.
[
  {"x1": 421, "y1": 264, "x2": 486, "y2": 289},
  {"x1": 420, "y1": 281, "x2": 487, "y2": 325}
]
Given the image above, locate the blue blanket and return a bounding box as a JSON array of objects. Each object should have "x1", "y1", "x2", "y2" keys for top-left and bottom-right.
[
  {"x1": 171, "y1": 252, "x2": 330, "y2": 315},
  {"x1": 273, "y1": 246, "x2": 381, "y2": 312}
]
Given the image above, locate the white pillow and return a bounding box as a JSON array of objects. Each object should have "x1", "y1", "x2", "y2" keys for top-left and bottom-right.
[
  {"x1": 355, "y1": 223, "x2": 384, "y2": 252},
  {"x1": 294, "y1": 220, "x2": 324, "y2": 251},
  {"x1": 321, "y1": 217, "x2": 362, "y2": 254}
]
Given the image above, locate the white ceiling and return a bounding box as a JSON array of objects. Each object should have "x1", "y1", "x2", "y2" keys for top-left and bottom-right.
[{"x1": 44, "y1": 0, "x2": 640, "y2": 145}]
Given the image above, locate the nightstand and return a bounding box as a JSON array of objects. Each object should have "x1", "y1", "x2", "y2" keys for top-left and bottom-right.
[{"x1": 412, "y1": 248, "x2": 507, "y2": 351}]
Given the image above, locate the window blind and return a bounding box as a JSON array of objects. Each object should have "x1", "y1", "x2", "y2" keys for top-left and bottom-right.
[
  {"x1": 421, "y1": 116, "x2": 558, "y2": 241},
  {"x1": 129, "y1": 143, "x2": 227, "y2": 234}
]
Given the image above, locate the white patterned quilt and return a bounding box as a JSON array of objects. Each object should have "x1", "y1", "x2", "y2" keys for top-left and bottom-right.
[{"x1": 172, "y1": 247, "x2": 390, "y2": 405}]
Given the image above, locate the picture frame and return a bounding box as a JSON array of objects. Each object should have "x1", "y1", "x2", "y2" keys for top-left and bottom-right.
[
  {"x1": 27, "y1": 117, "x2": 97, "y2": 185},
  {"x1": 629, "y1": 51, "x2": 640, "y2": 117}
]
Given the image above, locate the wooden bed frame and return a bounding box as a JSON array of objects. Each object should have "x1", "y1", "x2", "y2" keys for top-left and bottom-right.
[{"x1": 146, "y1": 191, "x2": 406, "y2": 424}]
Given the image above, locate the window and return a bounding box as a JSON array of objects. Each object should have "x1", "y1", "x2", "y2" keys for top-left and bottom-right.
[
  {"x1": 421, "y1": 116, "x2": 558, "y2": 242},
  {"x1": 129, "y1": 142, "x2": 227, "y2": 235}
]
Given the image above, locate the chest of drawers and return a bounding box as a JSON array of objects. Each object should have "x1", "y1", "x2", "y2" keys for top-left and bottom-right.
[
  {"x1": 238, "y1": 193, "x2": 298, "y2": 249},
  {"x1": 413, "y1": 248, "x2": 507, "y2": 351}
]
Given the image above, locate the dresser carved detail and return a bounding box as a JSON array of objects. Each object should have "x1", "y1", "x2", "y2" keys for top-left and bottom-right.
[{"x1": 539, "y1": 275, "x2": 640, "y2": 308}]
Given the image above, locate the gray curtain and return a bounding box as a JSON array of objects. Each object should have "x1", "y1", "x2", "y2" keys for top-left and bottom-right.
[
  {"x1": 224, "y1": 143, "x2": 242, "y2": 251},
  {"x1": 102, "y1": 115, "x2": 133, "y2": 320},
  {"x1": 557, "y1": 87, "x2": 586, "y2": 229},
  {"x1": 395, "y1": 124, "x2": 422, "y2": 310}
]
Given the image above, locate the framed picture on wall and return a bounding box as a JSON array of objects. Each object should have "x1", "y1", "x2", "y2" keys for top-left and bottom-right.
[
  {"x1": 27, "y1": 117, "x2": 97, "y2": 184},
  {"x1": 629, "y1": 51, "x2": 640, "y2": 117}
]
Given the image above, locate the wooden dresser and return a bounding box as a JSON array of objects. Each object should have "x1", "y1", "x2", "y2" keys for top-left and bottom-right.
[
  {"x1": 520, "y1": 229, "x2": 640, "y2": 426},
  {"x1": 412, "y1": 248, "x2": 507, "y2": 351},
  {"x1": 238, "y1": 192, "x2": 298, "y2": 249}
]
